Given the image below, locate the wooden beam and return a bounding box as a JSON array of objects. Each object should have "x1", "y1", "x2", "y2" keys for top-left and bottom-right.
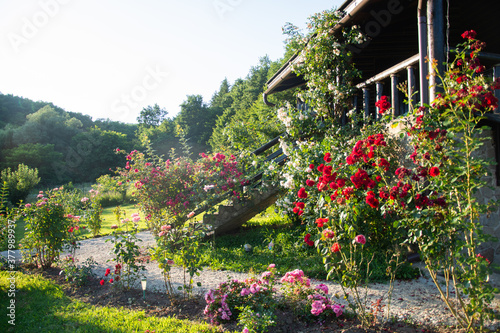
[{"x1": 356, "y1": 54, "x2": 419, "y2": 89}]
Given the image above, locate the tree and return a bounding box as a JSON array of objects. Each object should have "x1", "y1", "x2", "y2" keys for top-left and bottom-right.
[
  {"x1": 210, "y1": 78, "x2": 233, "y2": 116},
  {"x1": 137, "y1": 104, "x2": 168, "y2": 127},
  {"x1": 210, "y1": 100, "x2": 284, "y2": 153},
  {"x1": 69, "y1": 127, "x2": 134, "y2": 182},
  {"x1": 12, "y1": 105, "x2": 83, "y2": 152},
  {"x1": 2, "y1": 143, "x2": 64, "y2": 184},
  {"x1": 175, "y1": 95, "x2": 212, "y2": 155},
  {"x1": 1, "y1": 164, "x2": 40, "y2": 205}
]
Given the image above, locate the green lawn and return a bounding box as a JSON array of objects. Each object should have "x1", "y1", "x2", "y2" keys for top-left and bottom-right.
[
  {"x1": 0, "y1": 271, "x2": 223, "y2": 333},
  {"x1": 98, "y1": 204, "x2": 148, "y2": 236}
]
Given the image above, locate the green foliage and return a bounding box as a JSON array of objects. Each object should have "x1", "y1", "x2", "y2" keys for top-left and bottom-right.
[
  {"x1": 80, "y1": 194, "x2": 103, "y2": 237},
  {"x1": 175, "y1": 95, "x2": 213, "y2": 155},
  {"x1": 69, "y1": 127, "x2": 134, "y2": 183},
  {"x1": 20, "y1": 188, "x2": 72, "y2": 269},
  {"x1": 283, "y1": 10, "x2": 364, "y2": 120},
  {"x1": 105, "y1": 208, "x2": 145, "y2": 289},
  {"x1": 0, "y1": 271, "x2": 220, "y2": 333},
  {"x1": 211, "y1": 100, "x2": 284, "y2": 153},
  {"x1": 278, "y1": 20, "x2": 499, "y2": 331},
  {"x1": 0, "y1": 182, "x2": 19, "y2": 252},
  {"x1": 58, "y1": 256, "x2": 97, "y2": 287},
  {"x1": 93, "y1": 174, "x2": 131, "y2": 207},
  {"x1": 2, "y1": 143, "x2": 63, "y2": 184},
  {"x1": 1, "y1": 163, "x2": 40, "y2": 205},
  {"x1": 151, "y1": 220, "x2": 209, "y2": 298},
  {"x1": 209, "y1": 56, "x2": 293, "y2": 154},
  {"x1": 137, "y1": 103, "x2": 168, "y2": 127},
  {"x1": 237, "y1": 305, "x2": 277, "y2": 333}
]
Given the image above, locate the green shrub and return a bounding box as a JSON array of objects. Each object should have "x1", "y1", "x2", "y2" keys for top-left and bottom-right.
[{"x1": 1, "y1": 164, "x2": 40, "y2": 205}]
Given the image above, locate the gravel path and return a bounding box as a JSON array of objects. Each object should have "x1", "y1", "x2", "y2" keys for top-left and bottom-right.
[{"x1": 4, "y1": 231, "x2": 500, "y2": 330}]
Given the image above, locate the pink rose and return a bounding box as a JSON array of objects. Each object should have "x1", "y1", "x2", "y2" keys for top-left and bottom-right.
[{"x1": 355, "y1": 234, "x2": 366, "y2": 245}]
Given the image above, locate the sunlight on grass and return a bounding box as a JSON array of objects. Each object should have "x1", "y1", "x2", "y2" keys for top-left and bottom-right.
[
  {"x1": 0, "y1": 271, "x2": 223, "y2": 333},
  {"x1": 98, "y1": 204, "x2": 148, "y2": 236}
]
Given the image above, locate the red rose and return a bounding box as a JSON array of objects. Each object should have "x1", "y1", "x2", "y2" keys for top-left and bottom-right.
[
  {"x1": 429, "y1": 166, "x2": 440, "y2": 177},
  {"x1": 366, "y1": 191, "x2": 379, "y2": 208},
  {"x1": 315, "y1": 218, "x2": 328, "y2": 228},
  {"x1": 306, "y1": 179, "x2": 315, "y2": 187},
  {"x1": 324, "y1": 152, "x2": 332, "y2": 163},
  {"x1": 461, "y1": 30, "x2": 477, "y2": 40},
  {"x1": 100, "y1": 279, "x2": 105, "y2": 286},
  {"x1": 298, "y1": 187, "x2": 308, "y2": 199},
  {"x1": 304, "y1": 234, "x2": 314, "y2": 246},
  {"x1": 375, "y1": 96, "x2": 391, "y2": 114},
  {"x1": 331, "y1": 243, "x2": 341, "y2": 253}
]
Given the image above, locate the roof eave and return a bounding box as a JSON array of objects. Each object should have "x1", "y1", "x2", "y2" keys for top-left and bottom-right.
[{"x1": 263, "y1": 0, "x2": 373, "y2": 105}]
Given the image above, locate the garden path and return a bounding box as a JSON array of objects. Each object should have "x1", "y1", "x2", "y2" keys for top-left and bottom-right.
[{"x1": 3, "y1": 232, "x2": 500, "y2": 330}]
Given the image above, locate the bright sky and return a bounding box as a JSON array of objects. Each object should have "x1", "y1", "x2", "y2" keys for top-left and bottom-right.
[{"x1": 0, "y1": 0, "x2": 344, "y2": 124}]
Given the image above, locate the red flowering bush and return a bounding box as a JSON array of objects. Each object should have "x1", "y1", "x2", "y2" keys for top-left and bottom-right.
[
  {"x1": 375, "y1": 96, "x2": 391, "y2": 114},
  {"x1": 276, "y1": 30, "x2": 499, "y2": 330}
]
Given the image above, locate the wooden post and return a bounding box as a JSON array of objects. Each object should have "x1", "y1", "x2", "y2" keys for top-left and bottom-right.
[
  {"x1": 418, "y1": 4, "x2": 429, "y2": 106},
  {"x1": 391, "y1": 74, "x2": 400, "y2": 117},
  {"x1": 353, "y1": 94, "x2": 359, "y2": 116},
  {"x1": 407, "y1": 66, "x2": 416, "y2": 113},
  {"x1": 427, "y1": 0, "x2": 445, "y2": 102},
  {"x1": 376, "y1": 82, "x2": 384, "y2": 120},
  {"x1": 363, "y1": 87, "x2": 370, "y2": 121},
  {"x1": 494, "y1": 65, "x2": 500, "y2": 113}
]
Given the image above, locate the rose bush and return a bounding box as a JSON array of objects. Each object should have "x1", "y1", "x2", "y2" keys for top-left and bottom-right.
[{"x1": 278, "y1": 24, "x2": 500, "y2": 331}]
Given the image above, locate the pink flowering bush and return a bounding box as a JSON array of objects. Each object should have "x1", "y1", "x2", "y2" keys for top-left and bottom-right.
[
  {"x1": 204, "y1": 265, "x2": 344, "y2": 332},
  {"x1": 20, "y1": 188, "x2": 74, "y2": 269},
  {"x1": 280, "y1": 268, "x2": 344, "y2": 320},
  {"x1": 116, "y1": 148, "x2": 246, "y2": 233}
]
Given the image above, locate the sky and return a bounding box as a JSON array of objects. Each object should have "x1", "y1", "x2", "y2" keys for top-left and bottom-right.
[{"x1": 0, "y1": 0, "x2": 344, "y2": 124}]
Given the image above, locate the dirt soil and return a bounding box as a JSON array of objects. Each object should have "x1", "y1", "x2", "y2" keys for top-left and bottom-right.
[{"x1": 33, "y1": 266, "x2": 469, "y2": 333}]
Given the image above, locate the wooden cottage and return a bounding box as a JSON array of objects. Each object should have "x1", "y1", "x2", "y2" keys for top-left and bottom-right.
[{"x1": 264, "y1": 0, "x2": 500, "y2": 265}]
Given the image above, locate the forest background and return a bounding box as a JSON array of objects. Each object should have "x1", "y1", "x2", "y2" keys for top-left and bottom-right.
[{"x1": 0, "y1": 49, "x2": 296, "y2": 186}]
